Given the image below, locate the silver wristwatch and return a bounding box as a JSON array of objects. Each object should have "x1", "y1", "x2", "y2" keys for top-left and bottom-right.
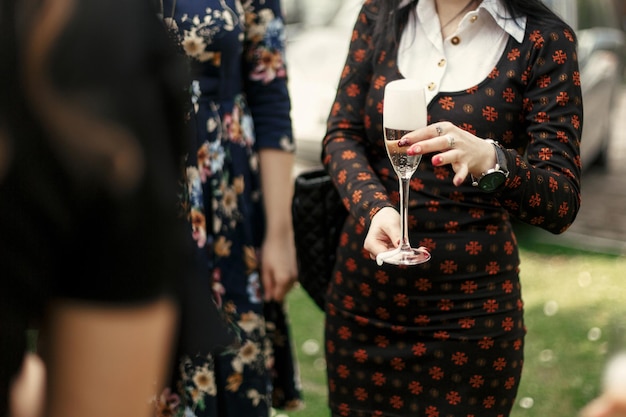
[{"x1": 471, "y1": 139, "x2": 509, "y2": 192}]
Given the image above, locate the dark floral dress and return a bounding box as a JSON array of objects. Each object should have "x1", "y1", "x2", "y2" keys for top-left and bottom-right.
[
  {"x1": 154, "y1": 0, "x2": 302, "y2": 416},
  {"x1": 322, "y1": 1, "x2": 582, "y2": 416}
]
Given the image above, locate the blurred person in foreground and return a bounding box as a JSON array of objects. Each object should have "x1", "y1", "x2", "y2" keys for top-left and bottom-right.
[
  {"x1": 153, "y1": 0, "x2": 302, "y2": 416},
  {"x1": 580, "y1": 352, "x2": 626, "y2": 417},
  {"x1": 321, "y1": 0, "x2": 582, "y2": 416},
  {"x1": 0, "y1": 0, "x2": 230, "y2": 416}
]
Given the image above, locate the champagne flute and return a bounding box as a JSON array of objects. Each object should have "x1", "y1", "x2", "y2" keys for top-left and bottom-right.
[{"x1": 377, "y1": 79, "x2": 431, "y2": 266}]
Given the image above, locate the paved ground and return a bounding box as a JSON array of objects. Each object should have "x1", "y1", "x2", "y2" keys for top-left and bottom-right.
[{"x1": 295, "y1": 87, "x2": 626, "y2": 256}]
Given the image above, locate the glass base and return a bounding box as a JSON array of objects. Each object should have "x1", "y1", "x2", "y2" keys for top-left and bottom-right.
[{"x1": 376, "y1": 247, "x2": 431, "y2": 266}]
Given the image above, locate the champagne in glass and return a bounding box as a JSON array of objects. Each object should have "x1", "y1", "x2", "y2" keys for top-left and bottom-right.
[{"x1": 378, "y1": 79, "x2": 431, "y2": 266}]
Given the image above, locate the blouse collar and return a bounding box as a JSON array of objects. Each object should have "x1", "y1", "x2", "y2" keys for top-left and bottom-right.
[{"x1": 401, "y1": 0, "x2": 527, "y2": 43}]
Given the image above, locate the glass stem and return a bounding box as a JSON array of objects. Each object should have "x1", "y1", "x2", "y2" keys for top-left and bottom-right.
[{"x1": 398, "y1": 176, "x2": 412, "y2": 251}]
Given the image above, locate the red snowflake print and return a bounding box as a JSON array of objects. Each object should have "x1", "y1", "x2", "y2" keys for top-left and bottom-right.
[
  {"x1": 505, "y1": 376, "x2": 517, "y2": 389},
  {"x1": 391, "y1": 325, "x2": 407, "y2": 334},
  {"x1": 507, "y1": 48, "x2": 521, "y2": 60},
  {"x1": 359, "y1": 283, "x2": 372, "y2": 297},
  {"x1": 528, "y1": 193, "x2": 542, "y2": 208},
  {"x1": 478, "y1": 337, "x2": 495, "y2": 349},
  {"x1": 412, "y1": 342, "x2": 427, "y2": 356},
  {"x1": 414, "y1": 315, "x2": 430, "y2": 326},
  {"x1": 355, "y1": 315, "x2": 369, "y2": 326},
  {"x1": 488, "y1": 67, "x2": 500, "y2": 79},
  {"x1": 438, "y1": 299, "x2": 454, "y2": 311},
  {"x1": 549, "y1": 176, "x2": 559, "y2": 192},
  {"x1": 429, "y1": 366, "x2": 445, "y2": 380},
  {"x1": 504, "y1": 240, "x2": 515, "y2": 255},
  {"x1": 419, "y1": 237, "x2": 436, "y2": 251},
  {"x1": 337, "y1": 364, "x2": 350, "y2": 378},
  {"x1": 465, "y1": 241, "x2": 483, "y2": 255},
  {"x1": 461, "y1": 281, "x2": 478, "y2": 294},
  {"x1": 459, "y1": 317, "x2": 476, "y2": 329},
  {"x1": 373, "y1": 75, "x2": 387, "y2": 90},
  {"x1": 415, "y1": 278, "x2": 432, "y2": 291},
  {"x1": 346, "y1": 83, "x2": 360, "y2": 97},
  {"x1": 538, "y1": 147, "x2": 553, "y2": 161},
  {"x1": 468, "y1": 207, "x2": 485, "y2": 218},
  {"x1": 502, "y1": 87, "x2": 516, "y2": 102},
  {"x1": 440, "y1": 260, "x2": 459, "y2": 274},
  {"x1": 375, "y1": 270, "x2": 389, "y2": 284},
  {"x1": 483, "y1": 396, "x2": 496, "y2": 409},
  {"x1": 553, "y1": 49, "x2": 567, "y2": 64},
  {"x1": 425, "y1": 405, "x2": 440, "y2": 417},
  {"x1": 372, "y1": 372, "x2": 386, "y2": 386},
  {"x1": 410, "y1": 177, "x2": 425, "y2": 191},
  {"x1": 376, "y1": 307, "x2": 390, "y2": 320},
  {"x1": 502, "y1": 317, "x2": 515, "y2": 331},
  {"x1": 375, "y1": 335, "x2": 389, "y2": 348},
  {"x1": 342, "y1": 295, "x2": 355, "y2": 310},
  {"x1": 485, "y1": 261, "x2": 500, "y2": 275},
  {"x1": 390, "y1": 395, "x2": 404, "y2": 409},
  {"x1": 434, "y1": 331, "x2": 450, "y2": 341},
  {"x1": 556, "y1": 91, "x2": 569, "y2": 106},
  {"x1": 427, "y1": 199, "x2": 441, "y2": 212},
  {"x1": 408, "y1": 380, "x2": 424, "y2": 395},
  {"x1": 452, "y1": 352, "x2": 469, "y2": 366},
  {"x1": 338, "y1": 326, "x2": 352, "y2": 340},
  {"x1": 354, "y1": 387, "x2": 368, "y2": 401},
  {"x1": 345, "y1": 258, "x2": 358, "y2": 272},
  {"x1": 502, "y1": 280, "x2": 514, "y2": 293},
  {"x1": 391, "y1": 357, "x2": 406, "y2": 371},
  {"x1": 394, "y1": 293, "x2": 409, "y2": 307},
  {"x1": 338, "y1": 402, "x2": 350, "y2": 416},
  {"x1": 558, "y1": 201, "x2": 570, "y2": 218},
  {"x1": 439, "y1": 96, "x2": 455, "y2": 110},
  {"x1": 483, "y1": 299, "x2": 499, "y2": 313},
  {"x1": 493, "y1": 357, "x2": 507, "y2": 371},
  {"x1": 354, "y1": 349, "x2": 368, "y2": 363},
  {"x1": 482, "y1": 106, "x2": 498, "y2": 122},
  {"x1": 446, "y1": 391, "x2": 462, "y2": 405},
  {"x1": 445, "y1": 221, "x2": 460, "y2": 234},
  {"x1": 469, "y1": 374, "x2": 485, "y2": 388},
  {"x1": 537, "y1": 75, "x2": 551, "y2": 88}
]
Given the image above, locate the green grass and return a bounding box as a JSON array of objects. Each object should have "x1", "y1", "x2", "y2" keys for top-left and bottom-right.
[{"x1": 280, "y1": 233, "x2": 626, "y2": 417}]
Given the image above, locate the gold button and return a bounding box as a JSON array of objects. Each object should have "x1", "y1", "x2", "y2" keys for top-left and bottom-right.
[
  {"x1": 428, "y1": 82, "x2": 436, "y2": 91},
  {"x1": 470, "y1": 15, "x2": 478, "y2": 23},
  {"x1": 438, "y1": 58, "x2": 446, "y2": 67},
  {"x1": 451, "y1": 36, "x2": 461, "y2": 45}
]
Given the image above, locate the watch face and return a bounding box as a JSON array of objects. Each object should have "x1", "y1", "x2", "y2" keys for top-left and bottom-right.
[{"x1": 478, "y1": 172, "x2": 507, "y2": 192}]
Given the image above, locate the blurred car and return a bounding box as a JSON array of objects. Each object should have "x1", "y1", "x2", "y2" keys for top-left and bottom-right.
[
  {"x1": 545, "y1": 0, "x2": 625, "y2": 169},
  {"x1": 284, "y1": 0, "x2": 625, "y2": 170}
]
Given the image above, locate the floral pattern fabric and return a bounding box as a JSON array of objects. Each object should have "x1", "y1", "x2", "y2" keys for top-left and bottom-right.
[
  {"x1": 155, "y1": 0, "x2": 301, "y2": 416},
  {"x1": 322, "y1": 1, "x2": 582, "y2": 416}
]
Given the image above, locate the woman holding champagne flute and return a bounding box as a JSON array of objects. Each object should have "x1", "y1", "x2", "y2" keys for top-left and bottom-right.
[{"x1": 321, "y1": 0, "x2": 582, "y2": 416}]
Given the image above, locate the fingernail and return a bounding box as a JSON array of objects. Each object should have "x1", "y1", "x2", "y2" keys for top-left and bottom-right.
[
  {"x1": 407, "y1": 145, "x2": 421, "y2": 156},
  {"x1": 432, "y1": 155, "x2": 443, "y2": 166},
  {"x1": 398, "y1": 138, "x2": 408, "y2": 146}
]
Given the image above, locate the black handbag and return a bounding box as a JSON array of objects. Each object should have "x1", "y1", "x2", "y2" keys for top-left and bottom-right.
[{"x1": 291, "y1": 169, "x2": 348, "y2": 309}]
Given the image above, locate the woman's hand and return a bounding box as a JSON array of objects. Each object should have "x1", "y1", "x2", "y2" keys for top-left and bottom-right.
[
  {"x1": 363, "y1": 207, "x2": 401, "y2": 260},
  {"x1": 261, "y1": 231, "x2": 298, "y2": 303},
  {"x1": 398, "y1": 121, "x2": 497, "y2": 186}
]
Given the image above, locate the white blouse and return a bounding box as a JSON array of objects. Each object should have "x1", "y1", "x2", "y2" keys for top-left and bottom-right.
[{"x1": 398, "y1": 0, "x2": 527, "y2": 104}]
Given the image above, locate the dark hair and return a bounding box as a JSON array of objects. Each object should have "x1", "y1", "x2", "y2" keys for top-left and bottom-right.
[{"x1": 373, "y1": 0, "x2": 567, "y2": 49}]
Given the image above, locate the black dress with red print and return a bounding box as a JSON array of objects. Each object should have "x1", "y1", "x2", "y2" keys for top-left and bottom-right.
[{"x1": 321, "y1": 1, "x2": 582, "y2": 416}]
